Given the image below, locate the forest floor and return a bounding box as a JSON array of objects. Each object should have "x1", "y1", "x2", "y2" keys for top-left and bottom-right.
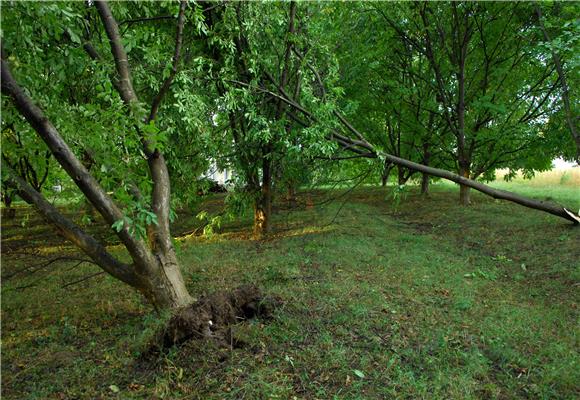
[{"x1": 1, "y1": 181, "x2": 579, "y2": 399}]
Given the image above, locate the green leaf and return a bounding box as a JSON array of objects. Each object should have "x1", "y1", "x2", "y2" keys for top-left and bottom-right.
[
  {"x1": 353, "y1": 369, "x2": 365, "y2": 379},
  {"x1": 111, "y1": 219, "x2": 125, "y2": 232},
  {"x1": 67, "y1": 28, "x2": 81, "y2": 44}
]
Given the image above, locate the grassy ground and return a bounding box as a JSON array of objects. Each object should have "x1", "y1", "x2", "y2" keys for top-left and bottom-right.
[{"x1": 1, "y1": 182, "x2": 579, "y2": 399}]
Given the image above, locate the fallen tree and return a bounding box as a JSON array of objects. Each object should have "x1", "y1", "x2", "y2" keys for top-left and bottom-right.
[
  {"x1": 332, "y1": 119, "x2": 580, "y2": 225},
  {"x1": 251, "y1": 71, "x2": 580, "y2": 225}
]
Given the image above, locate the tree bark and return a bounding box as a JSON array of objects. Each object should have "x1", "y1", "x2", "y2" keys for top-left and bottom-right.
[
  {"x1": 420, "y1": 143, "x2": 431, "y2": 196},
  {"x1": 382, "y1": 161, "x2": 392, "y2": 187},
  {"x1": 420, "y1": 173, "x2": 430, "y2": 196},
  {"x1": 459, "y1": 166, "x2": 471, "y2": 205},
  {"x1": 397, "y1": 166, "x2": 408, "y2": 186}
]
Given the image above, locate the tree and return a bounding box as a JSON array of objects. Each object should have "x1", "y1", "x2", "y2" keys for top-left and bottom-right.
[
  {"x1": 342, "y1": 3, "x2": 563, "y2": 205},
  {"x1": 1, "y1": 124, "x2": 52, "y2": 218},
  {"x1": 243, "y1": 3, "x2": 579, "y2": 223},
  {"x1": 197, "y1": 0, "x2": 338, "y2": 236},
  {"x1": 2, "y1": 0, "x2": 193, "y2": 310},
  {"x1": 329, "y1": 2, "x2": 451, "y2": 192},
  {"x1": 534, "y1": 3, "x2": 580, "y2": 164}
]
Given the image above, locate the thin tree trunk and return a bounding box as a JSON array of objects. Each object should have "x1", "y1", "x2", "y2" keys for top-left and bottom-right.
[
  {"x1": 382, "y1": 161, "x2": 392, "y2": 187},
  {"x1": 255, "y1": 0, "x2": 295, "y2": 235},
  {"x1": 254, "y1": 155, "x2": 272, "y2": 237},
  {"x1": 381, "y1": 175, "x2": 388, "y2": 187},
  {"x1": 420, "y1": 143, "x2": 431, "y2": 196},
  {"x1": 286, "y1": 182, "x2": 297, "y2": 206},
  {"x1": 397, "y1": 166, "x2": 406, "y2": 186},
  {"x1": 2, "y1": 191, "x2": 16, "y2": 219},
  {"x1": 420, "y1": 174, "x2": 429, "y2": 195}
]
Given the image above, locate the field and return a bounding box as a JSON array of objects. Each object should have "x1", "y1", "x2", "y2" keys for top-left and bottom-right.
[{"x1": 1, "y1": 178, "x2": 579, "y2": 399}]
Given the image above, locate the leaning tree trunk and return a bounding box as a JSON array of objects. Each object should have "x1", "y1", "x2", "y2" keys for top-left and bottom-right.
[{"x1": 328, "y1": 117, "x2": 579, "y2": 224}]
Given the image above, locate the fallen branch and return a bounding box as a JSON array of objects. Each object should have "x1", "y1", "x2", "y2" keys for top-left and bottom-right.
[
  {"x1": 256, "y1": 63, "x2": 580, "y2": 224},
  {"x1": 335, "y1": 118, "x2": 580, "y2": 224}
]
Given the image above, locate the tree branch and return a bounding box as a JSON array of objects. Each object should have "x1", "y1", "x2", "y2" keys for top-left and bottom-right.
[
  {"x1": 95, "y1": 0, "x2": 138, "y2": 104},
  {"x1": 147, "y1": 1, "x2": 187, "y2": 122},
  {"x1": 2, "y1": 162, "x2": 138, "y2": 285},
  {"x1": 1, "y1": 54, "x2": 158, "y2": 275}
]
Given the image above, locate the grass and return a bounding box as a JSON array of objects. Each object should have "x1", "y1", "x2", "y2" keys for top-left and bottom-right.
[{"x1": 1, "y1": 181, "x2": 579, "y2": 399}]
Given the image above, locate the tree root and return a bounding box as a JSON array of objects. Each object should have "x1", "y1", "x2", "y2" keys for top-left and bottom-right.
[{"x1": 147, "y1": 285, "x2": 281, "y2": 355}]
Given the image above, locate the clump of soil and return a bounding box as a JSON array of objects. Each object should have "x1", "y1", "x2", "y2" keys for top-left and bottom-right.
[{"x1": 148, "y1": 285, "x2": 281, "y2": 355}]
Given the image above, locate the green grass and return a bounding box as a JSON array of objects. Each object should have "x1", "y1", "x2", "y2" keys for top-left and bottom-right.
[{"x1": 2, "y1": 183, "x2": 579, "y2": 399}]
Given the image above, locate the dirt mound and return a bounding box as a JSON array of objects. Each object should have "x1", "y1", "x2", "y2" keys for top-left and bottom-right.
[{"x1": 150, "y1": 285, "x2": 281, "y2": 354}]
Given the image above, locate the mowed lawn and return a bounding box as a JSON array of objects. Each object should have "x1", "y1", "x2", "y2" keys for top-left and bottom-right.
[{"x1": 1, "y1": 181, "x2": 579, "y2": 399}]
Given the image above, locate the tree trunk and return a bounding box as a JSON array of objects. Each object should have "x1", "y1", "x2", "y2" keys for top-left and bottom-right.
[
  {"x1": 381, "y1": 161, "x2": 392, "y2": 187},
  {"x1": 254, "y1": 158, "x2": 272, "y2": 237},
  {"x1": 286, "y1": 182, "x2": 297, "y2": 206},
  {"x1": 381, "y1": 174, "x2": 388, "y2": 187},
  {"x1": 2, "y1": 192, "x2": 16, "y2": 219},
  {"x1": 397, "y1": 166, "x2": 407, "y2": 185},
  {"x1": 459, "y1": 166, "x2": 471, "y2": 205},
  {"x1": 253, "y1": 143, "x2": 274, "y2": 237},
  {"x1": 2, "y1": 3, "x2": 195, "y2": 312},
  {"x1": 142, "y1": 248, "x2": 193, "y2": 310},
  {"x1": 459, "y1": 184, "x2": 470, "y2": 205},
  {"x1": 254, "y1": 201, "x2": 268, "y2": 237},
  {"x1": 421, "y1": 173, "x2": 430, "y2": 196}
]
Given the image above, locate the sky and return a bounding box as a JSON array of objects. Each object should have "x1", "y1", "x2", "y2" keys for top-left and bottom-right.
[{"x1": 553, "y1": 158, "x2": 577, "y2": 169}]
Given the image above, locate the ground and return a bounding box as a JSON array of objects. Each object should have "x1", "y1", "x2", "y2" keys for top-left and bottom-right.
[{"x1": 1, "y1": 177, "x2": 579, "y2": 399}]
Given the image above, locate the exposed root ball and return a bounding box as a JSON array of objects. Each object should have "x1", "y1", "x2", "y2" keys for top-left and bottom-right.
[{"x1": 152, "y1": 285, "x2": 280, "y2": 352}]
